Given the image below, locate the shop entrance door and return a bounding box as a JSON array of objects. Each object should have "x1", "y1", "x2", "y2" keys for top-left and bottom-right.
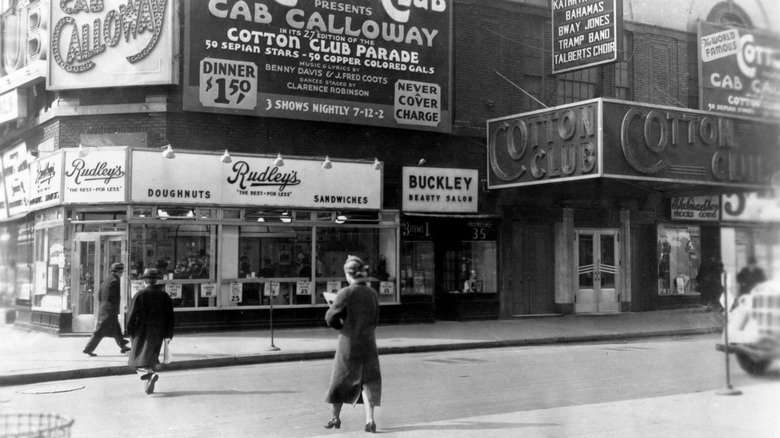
[
  {"x1": 575, "y1": 229, "x2": 620, "y2": 313},
  {"x1": 506, "y1": 223, "x2": 555, "y2": 316},
  {"x1": 71, "y1": 233, "x2": 126, "y2": 333}
]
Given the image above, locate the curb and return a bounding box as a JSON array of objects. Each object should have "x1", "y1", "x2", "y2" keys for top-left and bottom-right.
[{"x1": 0, "y1": 327, "x2": 721, "y2": 387}]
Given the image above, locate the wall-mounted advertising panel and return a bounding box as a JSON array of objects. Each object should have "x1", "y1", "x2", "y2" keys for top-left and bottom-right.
[
  {"x1": 488, "y1": 99, "x2": 780, "y2": 190},
  {"x1": 487, "y1": 99, "x2": 603, "y2": 189},
  {"x1": 62, "y1": 148, "x2": 128, "y2": 204},
  {"x1": 722, "y1": 192, "x2": 780, "y2": 223},
  {"x1": 0, "y1": 159, "x2": 7, "y2": 220},
  {"x1": 552, "y1": 0, "x2": 620, "y2": 74},
  {"x1": 1, "y1": 142, "x2": 30, "y2": 217},
  {"x1": 402, "y1": 167, "x2": 478, "y2": 213},
  {"x1": 28, "y1": 151, "x2": 63, "y2": 212},
  {"x1": 602, "y1": 99, "x2": 779, "y2": 189},
  {"x1": 670, "y1": 196, "x2": 719, "y2": 221},
  {"x1": 131, "y1": 150, "x2": 382, "y2": 210},
  {"x1": 47, "y1": 0, "x2": 177, "y2": 90},
  {"x1": 183, "y1": 0, "x2": 452, "y2": 133},
  {"x1": 698, "y1": 21, "x2": 780, "y2": 120},
  {"x1": 0, "y1": 89, "x2": 27, "y2": 125},
  {"x1": 0, "y1": 0, "x2": 47, "y2": 94}
]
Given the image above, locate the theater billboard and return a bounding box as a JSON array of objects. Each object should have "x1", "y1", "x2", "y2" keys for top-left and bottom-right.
[
  {"x1": 183, "y1": 0, "x2": 452, "y2": 133},
  {"x1": 698, "y1": 21, "x2": 780, "y2": 120}
]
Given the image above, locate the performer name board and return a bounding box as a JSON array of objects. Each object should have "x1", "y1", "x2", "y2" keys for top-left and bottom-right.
[{"x1": 552, "y1": 0, "x2": 620, "y2": 74}]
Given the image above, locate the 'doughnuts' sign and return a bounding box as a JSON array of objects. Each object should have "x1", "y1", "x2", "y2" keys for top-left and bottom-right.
[{"x1": 130, "y1": 150, "x2": 381, "y2": 210}]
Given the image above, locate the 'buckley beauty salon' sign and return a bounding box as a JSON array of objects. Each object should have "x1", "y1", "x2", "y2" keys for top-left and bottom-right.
[{"x1": 403, "y1": 167, "x2": 478, "y2": 213}]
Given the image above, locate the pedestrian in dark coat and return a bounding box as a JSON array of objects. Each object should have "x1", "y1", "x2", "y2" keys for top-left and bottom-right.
[
  {"x1": 737, "y1": 256, "x2": 767, "y2": 297},
  {"x1": 696, "y1": 255, "x2": 724, "y2": 311},
  {"x1": 83, "y1": 262, "x2": 129, "y2": 356},
  {"x1": 324, "y1": 255, "x2": 381, "y2": 433},
  {"x1": 126, "y1": 268, "x2": 175, "y2": 395}
]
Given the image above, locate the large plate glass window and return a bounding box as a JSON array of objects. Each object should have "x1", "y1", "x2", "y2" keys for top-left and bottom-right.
[
  {"x1": 129, "y1": 223, "x2": 216, "y2": 308},
  {"x1": 657, "y1": 225, "x2": 701, "y2": 295}
]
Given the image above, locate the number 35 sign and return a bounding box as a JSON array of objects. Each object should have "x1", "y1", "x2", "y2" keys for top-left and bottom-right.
[{"x1": 199, "y1": 58, "x2": 258, "y2": 111}]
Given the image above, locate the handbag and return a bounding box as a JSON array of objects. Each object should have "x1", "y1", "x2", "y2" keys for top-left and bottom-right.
[{"x1": 163, "y1": 339, "x2": 172, "y2": 364}]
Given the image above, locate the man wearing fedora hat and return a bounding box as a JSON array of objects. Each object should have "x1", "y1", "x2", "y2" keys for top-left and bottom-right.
[
  {"x1": 126, "y1": 268, "x2": 175, "y2": 394},
  {"x1": 83, "y1": 262, "x2": 130, "y2": 356}
]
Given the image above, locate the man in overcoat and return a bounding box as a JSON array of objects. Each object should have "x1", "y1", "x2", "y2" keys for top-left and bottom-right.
[
  {"x1": 83, "y1": 262, "x2": 130, "y2": 356},
  {"x1": 126, "y1": 268, "x2": 175, "y2": 395},
  {"x1": 324, "y1": 255, "x2": 382, "y2": 433}
]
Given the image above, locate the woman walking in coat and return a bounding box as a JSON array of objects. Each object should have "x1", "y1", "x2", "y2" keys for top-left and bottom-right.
[
  {"x1": 324, "y1": 255, "x2": 381, "y2": 433},
  {"x1": 126, "y1": 268, "x2": 175, "y2": 395}
]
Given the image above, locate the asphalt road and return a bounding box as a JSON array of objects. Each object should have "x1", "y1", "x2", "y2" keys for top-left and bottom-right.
[{"x1": 1, "y1": 334, "x2": 777, "y2": 437}]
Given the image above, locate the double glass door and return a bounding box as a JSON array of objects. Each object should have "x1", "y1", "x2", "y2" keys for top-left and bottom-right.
[
  {"x1": 575, "y1": 229, "x2": 620, "y2": 313},
  {"x1": 71, "y1": 233, "x2": 125, "y2": 333}
]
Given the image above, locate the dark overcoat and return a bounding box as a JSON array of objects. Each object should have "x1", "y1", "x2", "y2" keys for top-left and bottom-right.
[
  {"x1": 324, "y1": 282, "x2": 381, "y2": 406},
  {"x1": 126, "y1": 284, "x2": 175, "y2": 368},
  {"x1": 96, "y1": 274, "x2": 121, "y2": 321}
]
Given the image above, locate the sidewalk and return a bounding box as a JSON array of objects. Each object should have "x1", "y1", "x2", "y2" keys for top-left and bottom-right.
[{"x1": 0, "y1": 309, "x2": 724, "y2": 387}]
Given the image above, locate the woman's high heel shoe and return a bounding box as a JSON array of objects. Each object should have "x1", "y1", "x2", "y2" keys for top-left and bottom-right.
[
  {"x1": 364, "y1": 421, "x2": 376, "y2": 433},
  {"x1": 324, "y1": 418, "x2": 341, "y2": 429}
]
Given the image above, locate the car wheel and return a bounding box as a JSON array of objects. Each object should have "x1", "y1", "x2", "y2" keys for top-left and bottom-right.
[{"x1": 735, "y1": 352, "x2": 771, "y2": 375}]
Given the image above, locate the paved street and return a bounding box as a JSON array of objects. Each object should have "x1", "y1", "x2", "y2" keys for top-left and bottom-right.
[
  {"x1": 1, "y1": 335, "x2": 778, "y2": 437},
  {"x1": 1, "y1": 309, "x2": 724, "y2": 386}
]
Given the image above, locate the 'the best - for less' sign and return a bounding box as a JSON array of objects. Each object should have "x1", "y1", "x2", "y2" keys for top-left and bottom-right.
[
  {"x1": 62, "y1": 148, "x2": 127, "y2": 204},
  {"x1": 403, "y1": 167, "x2": 477, "y2": 213},
  {"x1": 131, "y1": 150, "x2": 382, "y2": 209}
]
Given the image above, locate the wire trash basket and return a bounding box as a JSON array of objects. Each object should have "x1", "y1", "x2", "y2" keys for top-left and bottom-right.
[{"x1": 0, "y1": 413, "x2": 74, "y2": 438}]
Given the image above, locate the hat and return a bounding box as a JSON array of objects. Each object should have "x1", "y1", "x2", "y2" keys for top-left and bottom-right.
[
  {"x1": 140, "y1": 268, "x2": 161, "y2": 280},
  {"x1": 344, "y1": 255, "x2": 369, "y2": 278},
  {"x1": 111, "y1": 262, "x2": 125, "y2": 272}
]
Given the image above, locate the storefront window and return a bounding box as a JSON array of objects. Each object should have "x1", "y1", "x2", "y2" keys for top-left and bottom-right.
[
  {"x1": 129, "y1": 223, "x2": 216, "y2": 308},
  {"x1": 0, "y1": 223, "x2": 31, "y2": 307},
  {"x1": 229, "y1": 223, "x2": 397, "y2": 306},
  {"x1": 33, "y1": 225, "x2": 68, "y2": 310},
  {"x1": 3, "y1": 221, "x2": 35, "y2": 305},
  {"x1": 401, "y1": 242, "x2": 434, "y2": 295},
  {"x1": 657, "y1": 225, "x2": 701, "y2": 294},
  {"x1": 316, "y1": 226, "x2": 397, "y2": 304},
  {"x1": 235, "y1": 225, "x2": 312, "y2": 306},
  {"x1": 444, "y1": 241, "x2": 498, "y2": 294}
]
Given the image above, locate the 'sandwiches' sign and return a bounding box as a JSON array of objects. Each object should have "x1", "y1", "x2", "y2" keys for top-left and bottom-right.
[{"x1": 130, "y1": 150, "x2": 381, "y2": 210}]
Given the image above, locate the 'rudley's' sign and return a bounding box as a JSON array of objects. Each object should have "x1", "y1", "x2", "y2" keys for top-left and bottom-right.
[
  {"x1": 487, "y1": 98, "x2": 780, "y2": 190},
  {"x1": 403, "y1": 167, "x2": 478, "y2": 213},
  {"x1": 131, "y1": 149, "x2": 381, "y2": 209}
]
